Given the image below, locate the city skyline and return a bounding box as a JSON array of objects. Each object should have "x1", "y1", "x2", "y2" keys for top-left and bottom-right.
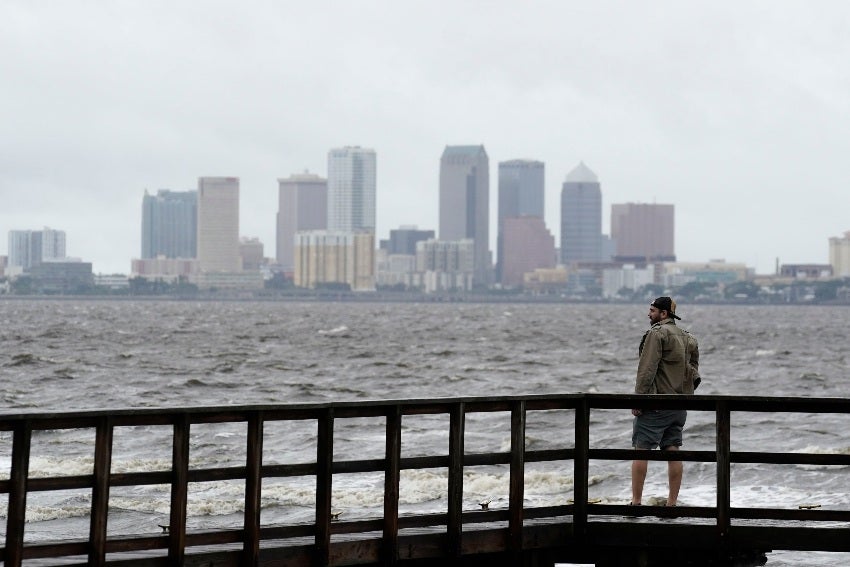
[{"x1": 3, "y1": 2, "x2": 849, "y2": 275}]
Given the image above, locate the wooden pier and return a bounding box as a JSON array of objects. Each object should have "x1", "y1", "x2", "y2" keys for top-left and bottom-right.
[{"x1": 3, "y1": 394, "x2": 850, "y2": 566}]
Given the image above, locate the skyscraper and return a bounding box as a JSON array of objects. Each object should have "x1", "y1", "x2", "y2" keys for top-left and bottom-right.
[
  {"x1": 7, "y1": 227, "x2": 66, "y2": 269},
  {"x1": 610, "y1": 203, "x2": 676, "y2": 262},
  {"x1": 501, "y1": 216, "x2": 555, "y2": 288},
  {"x1": 439, "y1": 145, "x2": 490, "y2": 284},
  {"x1": 327, "y1": 147, "x2": 376, "y2": 232},
  {"x1": 560, "y1": 162, "x2": 602, "y2": 264},
  {"x1": 141, "y1": 190, "x2": 197, "y2": 259},
  {"x1": 276, "y1": 172, "x2": 328, "y2": 272},
  {"x1": 197, "y1": 177, "x2": 240, "y2": 273},
  {"x1": 497, "y1": 159, "x2": 545, "y2": 281}
]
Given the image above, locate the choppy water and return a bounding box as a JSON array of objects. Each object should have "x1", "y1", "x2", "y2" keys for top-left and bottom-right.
[{"x1": 2, "y1": 299, "x2": 850, "y2": 565}]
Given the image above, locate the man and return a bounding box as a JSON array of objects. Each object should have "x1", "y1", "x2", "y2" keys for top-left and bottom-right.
[{"x1": 631, "y1": 296, "x2": 699, "y2": 507}]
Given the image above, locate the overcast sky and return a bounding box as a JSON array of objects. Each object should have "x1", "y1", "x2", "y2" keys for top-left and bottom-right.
[{"x1": 2, "y1": 1, "x2": 849, "y2": 275}]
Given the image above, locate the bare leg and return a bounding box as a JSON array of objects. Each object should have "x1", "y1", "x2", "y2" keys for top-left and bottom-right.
[
  {"x1": 664, "y1": 445, "x2": 682, "y2": 506},
  {"x1": 631, "y1": 456, "x2": 648, "y2": 505}
]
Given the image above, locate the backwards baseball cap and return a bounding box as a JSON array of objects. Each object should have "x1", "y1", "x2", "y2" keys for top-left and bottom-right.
[{"x1": 651, "y1": 296, "x2": 681, "y2": 320}]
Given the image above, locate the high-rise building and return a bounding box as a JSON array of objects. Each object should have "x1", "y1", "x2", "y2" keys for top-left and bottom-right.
[
  {"x1": 380, "y1": 226, "x2": 435, "y2": 256},
  {"x1": 141, "y1": 190, "x2": 197, "y2": 259},
  {"x1": 239, "y1": 237, "x2": 264, "y2": 271},
  {"x1": 560, "y1": 162, "x2": 602, "y2": 264},
  {"x1": 501, "y1": 217, "x2": 556, "y2": 288},
  {"x1": 276, "y1": 173, "x2": 328, "y2": 272},
  {"x1": 439, "y1": 145, "x2": 490, "y2": 284},
  {"x1": 610, "y1": 203, "x2": 675, "y2": 262},
  {"x1": 7, "y1": 227, "x2": 66, "y2": 269},
  {"x1": 498, "y1": 159, "x2": 545, "y2": 281},
  {"x1": 830, "y1": 231, "x2": 850, "y2": 277},
  {"x1": 293, "y1": 230, "x2": 375, "y2": 291},
  {"x1": 327, "y1": 147, "x2": 376, "y2": 232},
  {"x1": 197, "y1": 177, "x2": 241, "y2": 273}
]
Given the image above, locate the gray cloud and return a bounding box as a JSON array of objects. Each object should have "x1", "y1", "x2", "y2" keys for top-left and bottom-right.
[{"x1": 2, "y1": 1, "x2": 849, "y2": 274}]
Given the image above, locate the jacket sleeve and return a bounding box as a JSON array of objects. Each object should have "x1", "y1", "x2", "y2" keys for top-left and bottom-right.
[{"x1": 635, "y1": 328, "x2": 662, "y2": 394}]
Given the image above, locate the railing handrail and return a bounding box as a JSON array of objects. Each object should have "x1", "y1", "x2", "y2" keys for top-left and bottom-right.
[{"x1": 3, "y1": 393, "x2": 850, "y2": 566}]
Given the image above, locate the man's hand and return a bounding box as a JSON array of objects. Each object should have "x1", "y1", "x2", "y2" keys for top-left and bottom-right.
[{"x1": 631, "y1": 409, "x2": 642, "y2": 416}]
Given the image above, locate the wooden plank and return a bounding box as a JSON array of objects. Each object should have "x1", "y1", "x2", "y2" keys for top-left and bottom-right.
[
  {"x1": 447, "y1": 402, "x2": 465, "y2": 557},
  {"x1": 315, "y1": 407, "x2": 334, "y2": 567},
  {"x1": 716, "y1": 401, "x2": 731, "y2": 543},
  {"x1": 244, "y1": 411, "x2": 263, "y2": 565},
  {"x1": 509, "y1": 400, "x2": 526, "y2": 553},
  {"x1": 169, "y1": 414, "x2": 191, "y2": 563},
  {"x1": 572, "y1": 399, "x2": 590, "y2": 538},
  {"x1": 382, "y1": 406, "x2": 401, "y2": 565},
  {"x1": 89, "y1": 416, "x2": 114, "y2": 566},
  {"x1": 5, "y1": 420, "x2": 31, "y2": 567}
]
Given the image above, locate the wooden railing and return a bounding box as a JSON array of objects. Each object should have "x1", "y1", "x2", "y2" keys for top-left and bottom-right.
[{"x1": 2, "y1": 394, "x2": 850, "y2": 566}]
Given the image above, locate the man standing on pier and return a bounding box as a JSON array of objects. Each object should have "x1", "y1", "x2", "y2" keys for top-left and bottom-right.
[{"x1": 630, "y1": 296, "x2": 699, "y2": 507}]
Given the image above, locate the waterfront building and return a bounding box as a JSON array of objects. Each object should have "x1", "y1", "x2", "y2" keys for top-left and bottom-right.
[
  {"x1": 415, "y1": 238, "x2": 474, "y2": 293},
  {"x1": 500, "y1": 217, "x2": 555, "y2": 288},
  {"x1": 560, "y1": 162, "x2": 602, "y2": 264},
  {"x1": 141, "y1": 190, "x2": 197, "y2": 259},
  {"x1": 197, "y1": 177, "x2": 241, "y2": 274},
  {"x1": 829, "y1": 231, "x2": 850, "y2": 277},
  {"x1": 610, "y1": 203, "x2": 675, "y2": 262},
  {"x1": 327, "y1": 147, "x2": 376, "y2": 232},
  {"x1": 294, "y1": 230, "x2": 375, "y2": 291},
  {"x1": 779, "y1": 264, "x2": 833, "y2": 279},
  {"x1": 658, "y1": 260, "x2": 750, "y2": 287},
  {"x1": 602, "y1": 265, "x2": 655, "y2": 298},
  {"x1": 276, "y1": 172, "x2": 327, "y2": 273},
  {"x1": 7, "y1": 227, "x2": 66, "y2": 269},
  {"x1": 27, "y1": 259, "x2": 93, "y2": 294},
  {"x1": 239, "y1": 237, "x2": 264, "y2": 271},
  {"x1": 380, "y1": 226, "x2": 435, "y2": 256},
  {"x1": 131, "y1": 257, "x2": 201, "y2": 283},
  {"x1": 375, "y1": 250, "x2": 423, "y2": 289},
  {"x1": 439, "y1": 145, "x2": 491, "y2": 285},
  {"x1": 498, "y1": 159, "x2": 544, "y2": 280}
]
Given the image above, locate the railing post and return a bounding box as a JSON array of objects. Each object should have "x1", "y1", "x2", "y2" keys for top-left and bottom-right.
[
  {"x1": 315, "y1": 408, "x2": 335, "y2": 567},
  {"x1": 573, "y1": 398, "x2": 590, "y2": 538},
  {"x1": 716, "y1": 400, "x2": 731, "y2": 543},
  {"x1": 169, "y1": 414, "x2": 190, "y2": 564},
  {"x1": 509, "y1": 401, "x2": 526, "y2": 553},
  {"x1": 89, "y1": 417, "x2": 113, "y2": 566},
  {"x1": 244, "y1": 411, "x2": 264, "y2": 565},
  {"x1": 382, "y1": 406, "x2": 402, "y2": 565},
  {"x1": 5, "y1": 420, "x2": 32, "y2": 567},
  {"x1": 448, "y1": 402, "x2": 465, "y2": 558}
]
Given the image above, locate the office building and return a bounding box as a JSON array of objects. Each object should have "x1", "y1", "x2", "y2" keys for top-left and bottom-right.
[
  {"x1": 141, "y1": 190, "x2": 197, "y2": 259},
  {"x1": 327, "y1": 147, "x2": 376, "y2": 232},
  {"x1": 560, "y1": 162, "x2": 602, "y2": 264},
  {"x1": 380, "y1": 226, "x2": 435, "y2": 256},
  {"x1": 611, "y1": 203, "x2": 675, "y2": 262},
  {"x1": 197, "y1": 177, "x2": 241, "y2": 273},
  {"x1": 239, "y1": 237, "x2": 264, "y2": 271},
  {"x1": 276, "y1": 172, "x2": 327, "y2": 272},
  {"x1": 294, "y1": 231, "x2": 375, "y2": 291},
  {"x1": 500, "y1": 217, "x2": 556, "y2": 288},
  {"x1": 7, "y1": 227, "x2": 66, "y2": 269},
  {"x1": 439, "y1": 145, "x2": 490, "y2": 284},
  {"x1": 830, "y1": 231, "x2": 850, "y2": 278},
  {"x1": 498, "y1": 159, "x2": 545, "y2": 280}
]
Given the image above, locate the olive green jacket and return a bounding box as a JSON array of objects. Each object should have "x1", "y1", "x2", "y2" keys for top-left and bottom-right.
[{"x1": 635, "y1": 318, "x2": 700, "y2": 395}]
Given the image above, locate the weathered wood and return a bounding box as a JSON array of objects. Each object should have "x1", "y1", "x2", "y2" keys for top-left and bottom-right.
[
  {"x1": 244, "y1": 411, "x2": 264, "y2": 565},
  {"x1": 448, "y1": 402, "x2": 465, "y2": 557},
  {"x1": 508, "y1": 401, "x2": 526, "y2": 553},
  {"x1": 572, "y1": 398, "x2": 590, "y2": 539},
  {"x1": 315, "y1": 407, "x2": 334, "y2": 566},
  {"x1": 382, "y1": 406, "x2": 402, "y2": 565},
  {"x1": 716, "y1": 401, "x2": 731, "y2": 543},
  {"x1": 169, "y1": 414, "x2": 191, "y2": 564},
  {"x1": 4, "y1": 394, "x2": 850, "y2": 565},
  {"x1": 5, "y1": 420, "x2": 31, "y2": 567},
  {"x1": 89, "y1": 416, "x2": 114, "y2": 566}
]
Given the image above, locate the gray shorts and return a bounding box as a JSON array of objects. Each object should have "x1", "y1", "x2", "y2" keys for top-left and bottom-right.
[{"x1": 632, "y1": 409, "x2": 687, "y2": 449}]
